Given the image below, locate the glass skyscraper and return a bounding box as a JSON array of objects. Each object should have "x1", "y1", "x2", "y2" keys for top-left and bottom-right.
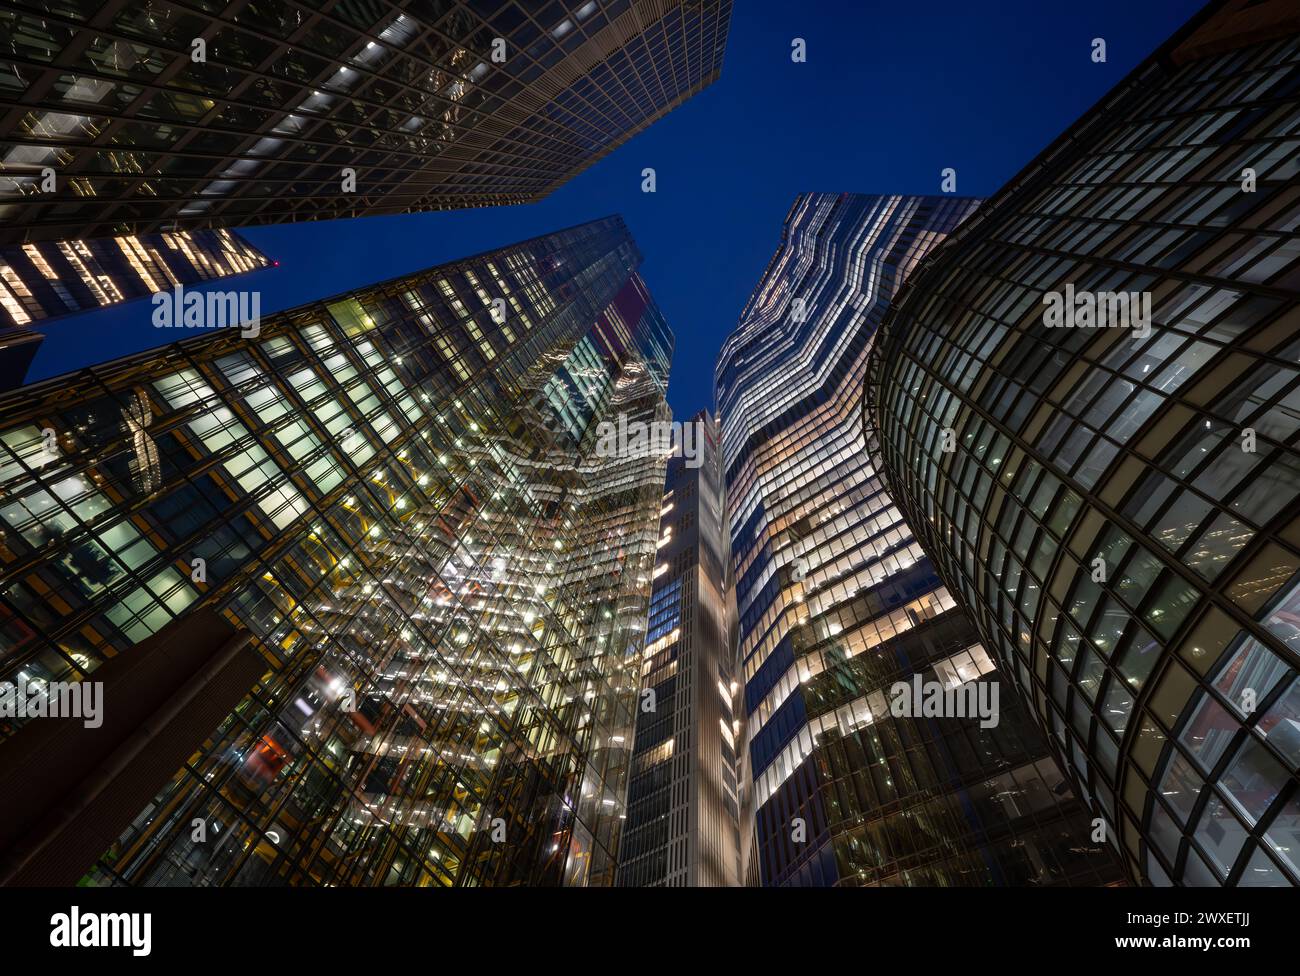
[
  {"x1": 0, "y1": 0, "x2": 733, "y2": 244},
  {"x1": 0, "y1": 229, "x2": 269, "y2": 328},
  {"x1": 868, "y1": 1, "x2": 1300, "y2": 886},
  {"x1": 617, "y1": 410, "x2": 742, "y2": 886},
  {"x1": 716, "y1": 193, "x2": 1121, "y2": 886},
  {"x1": 0, "y1": 215, "x2": 673, "y2": 886}
]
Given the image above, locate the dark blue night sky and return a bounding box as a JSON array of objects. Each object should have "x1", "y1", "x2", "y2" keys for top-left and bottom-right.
[{"x1": 26, "y1": 0, "x2": 1205, "y2": 418}]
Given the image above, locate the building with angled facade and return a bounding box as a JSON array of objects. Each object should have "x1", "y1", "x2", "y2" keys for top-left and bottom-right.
[
  {"x1": 0, "y1": 0, "x2": 733, "y2": 245},
  {"x1": 867, "y1": 0, "x2": 1300, "y2": 887},
  {"x1": 0, "y1": 214, "x2": 673, "y2": 886},
  {"x1": 716, "y1": 192, "x2": 1122, "y2": 887},
  {"x1": 0, "y1": 229, "x2": 270, "y2": 328},
  {"x1": 616, "y1": 409, "x2": 742, "y2": 886}
]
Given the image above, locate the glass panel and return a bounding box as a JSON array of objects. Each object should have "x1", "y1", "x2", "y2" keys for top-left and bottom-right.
[
  {"x1": 1179, "y1": 692, "x2": 1239, "y2": 774},
  {"x1": 1238, "y1": 845, "x2": 1291, "y2": 886},
  {"x1": 1101, "y1": 675, "x2": 1134, "y2": 735},
  {"x1": 1181, "y1": 844, "x2": 1221, "y2": 886},
  {"x1": 1213, "y1": 637, "x2": 1289, "y2": 718},
  {"x1": 1263, "y1": 793, "x2": 1300, "y2": 877},
  {"x1": 1148, "y1": 798, "x2": 1183, "y2": 865},
  {"x1": 1185, "y1": 513, "x2": 1252, "y2": 581},
  {"x1": 1220, "y1": 738, "x2": 1287, "y2": 825},
  {"x1": 1159, "y1": 750, "x2": 1205, "y2": 824},
  {"x1": 1194, "y1": 792, "x2": 1248, "y2": 876},
  {"x1": 1258, "y1": 676, "x2": 1300, "y2": 769}
]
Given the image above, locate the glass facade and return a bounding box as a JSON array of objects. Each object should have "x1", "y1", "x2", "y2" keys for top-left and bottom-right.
[
  {"x1": 0, "y1": 215, "x2": 674, "y2": 886},
  {"x1": 867, "y1": 3, "x2": 1300, "y2": 886},
  {"x1": 617, "y1": 410, "x2": 742, "y2": 886},
  {"x1": 0, "y1": 229, "x2": 269, "y2": 328},
  {"x1": 0, "y1": 0, "x2": 733, "y2": 244},
  {"x1": 717, "y1": 193, "x2": 1121, "y2": 886}
]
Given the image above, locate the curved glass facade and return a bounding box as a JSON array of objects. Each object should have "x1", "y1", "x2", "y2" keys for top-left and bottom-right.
[
  {"x1": 718, "y1": 193, "x2": 1120, "y2": 886},
  {"x1": 868, "y1": 8, "x2": 1300, "y2": 886}
]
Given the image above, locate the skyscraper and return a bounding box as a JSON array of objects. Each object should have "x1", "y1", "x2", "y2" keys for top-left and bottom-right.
[
  {"x1": 717, "y1": 192, "x2": 1122, "y2": 887},
  {"x1": 0, "y1": 0, "x2": 733, "y2": 245},
  {"x1": 867, "y1": 0, "x2": 1300, "y2": 886},
  {"x1": 0, "y1": 229, "x2": 270, "y2": 329},
  {"x1": 617, "y1": 410, "x2": 742, "y2": 886},
  {"x1": 0, "y1": 215, "x2": 673, "y2": 886}
]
